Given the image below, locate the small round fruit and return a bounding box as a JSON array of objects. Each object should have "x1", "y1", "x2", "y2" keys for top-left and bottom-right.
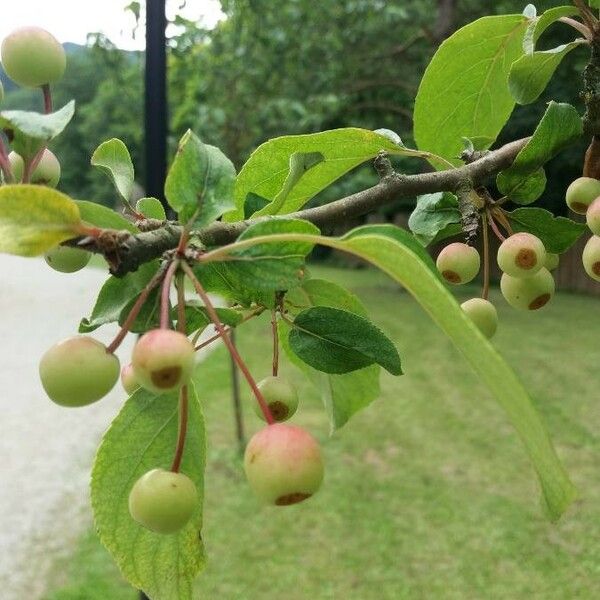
[
  {"x1": 460, "y1": 298, "x2": 498, "y2": 339},
  {"x1": 253, "y1": 376, "x2": 299, "y2": 422},
  {"x1": 244, "y1": 424, "x2": 324, "y2": 506},
  {"x1": 544, "y1": 253, "x2": 559, "y2": 271},
  {"x1": 132, "y1": 329, "x2": 195, "y2": 393},
  {"x1": 582, "y1": 235, "x2": 600, "y2": 282},
  {"x1": 497, "y1": 232, "x2": 546, "y2": 278},
  {"x1": 9, "y1": 149, "x2": 61, "y2": 187},
  {"x1": 436, "y1": 242, "x2": 480, "y2": 285},
  {"x1": 44, "y1": 245, "x2": 91, "y2": 272},
  {"x1": 565, "y1": 177, "x2": 600, "y2": 214},
  {"x1": 1, "y1": 27, "x2": 66, "y2": 88},
  {"x1": 500, "y1": 268, "x2": 555, "y2": 311},
  {"x1": 128, "y1": 469, "x2": 197, "y2": 534},
  {"x1": 586, "y1": 197, "x2": 600, "y2": 236},
  {"x1": 121, "y1": 363, "x2": 140, "y2": 395},
  {"x1": 39, "y1": 336, "x2": 120, "y2": 406}
]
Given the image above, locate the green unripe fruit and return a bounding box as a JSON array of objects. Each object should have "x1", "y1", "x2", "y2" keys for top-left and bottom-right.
[
  {"x1": 1, "y1": 27, "x2": 66, "y2": 88},
  {"x1": 132, "y1": 329, "x2": 195, "y2": 393},
  {"x1": 460, "y1": 298, "x2": 498, "y2": 339},
  {"x1": 500, "y1": 268, "x2": 555, "y2": 311},
  {"x1": 244, "y1": 424, "x2": 324, "y2": 506},
  {"x1": 39, "y1": 336, "x2": 120, "y2": 407},
  {"x1": 44, "y1": 245, "x2": 91, "y2": 273},
  {"x1": 121, "y1": 363, "x2": 140, "y2": 395},
  {"x1": 253, "y1": 376, "x2": 299, "y2": 422},
  {"x1": 586, "y1": 197, "x2": 600, "y2": 236},
  {"x1": 582, "y1": 235, "x2": 600, "y2": 282},
  {"x1": 544, "y1": 253, "x2": 559, "y2": 271},
  {"x1": 128, "y1": 469, "x2": 197, "y2": 534},
  {"x1": 497, "y1": 232, "x2": 546, "y2": 278},
  {"x1": 565, "y1": 177, "x2": 600, "y2": 215},
  {"x1": 9, "y1": 149, "x2": 61, "y2": 187},
  {"x1": 436, "y1": 242, "x2": 480, "y2": 285}
]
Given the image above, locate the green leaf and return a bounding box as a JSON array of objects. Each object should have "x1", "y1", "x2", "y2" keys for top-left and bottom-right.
[
  {"x1": 250, "y1": 151, "x2": 324, "y2": 217},
  {"x1": 506, "y1": 207, "x2": 587, "y2": 253},
  {"x1": 408, "y1": 192, "x2": 462, "y2": 246},
  {"x1": 175, "y1": 303, "x2": 243, "y2": 335},
  {"x1": 79, "y1": 261, "x2": 159, "y2": 332},
  {"x1": 119, "y1": 287, "x2": 160, "y2": 333},
  {"x1": 75, "y1": 200, "x2": 138, "y2": 232},
  {"x1": 195, "y1": 219, "x2": 318, "y2": 303},
  {"x1": 209, "y1": 225, "x2": 576, "y2": 520},
  {"x1": 136, "y1": 197, "x2": 166, "y2": 220},
  {"x1": 91, "y1": 139, "x2": 135, "y2": 204},
  {"x1": 509, "y1": 41, "x2": 584, "y2": 105},
  {"x1": 414, "y1": 15, "x2": 529, "y2": 165},
  {"x1": 497, "y1": 102, "x2": 583, "y2": 204},
  {"x1": 243, "y1": 192, "x2": 270, "y2": 219},
  {"x1": 0, "y1": 184, "x2": 81, "y2": 256},
  {"x1": 288, "y1": 306, "x2": 402, "y2": 375},
  {"x1": 283, "y1": 279, "x2": 381, "y2": 431},
  {"x1": 0, "y1": 101, "x2": 75, "y2": 159},
  {"x1": 165, "y1": 130, "x2": 236, "y2": 227},
  {"x1": 523, "y1": 6, "x2": 579, "y2": 53},
  {"x1": 226, "y1": 128, "x2": 424, "y2": 221},
  {"x1": 92, "y1": 385, "x2": 205, "y2": 599}
]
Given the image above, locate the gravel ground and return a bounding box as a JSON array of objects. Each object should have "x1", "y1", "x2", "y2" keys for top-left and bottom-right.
[{"x1": 0, "y1": 254, "x2": 213, "y2": 599}]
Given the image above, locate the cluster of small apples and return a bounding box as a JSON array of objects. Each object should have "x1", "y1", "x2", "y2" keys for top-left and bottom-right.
[
  {"x1": 566, "y1": 177, "x2": 600, "y2": 282},
  {"x1": 0, "y1": 26, "x2": 92, "y2": 272},
  {"x1": 436, "y1": 233, "x2": 557, "y2": 339},
  {"x1": 39, "y1": 329, "x2": 323, "y2": 533}
]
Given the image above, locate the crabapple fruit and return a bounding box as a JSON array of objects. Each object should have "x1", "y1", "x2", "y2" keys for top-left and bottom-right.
[
  {"x1": 497, "y1": 232, "x2": 546, "y2": 278},
  {"x1": 9, "y1": 149, "x2": 61, "y2": 187},
  {"x1": 1, "y1": 27, "x2": 66, "y2": 88},
  {"x1": 500, "y1": 268, "x2": 555, "y2": 311},
  {"x1": 39, "y1": 336, "x2": 120, "y2": 407},
  {"x1": 44, "y1": 245, "x2": 91, "y2": 273},
  {"x1": 132, "y1": 329, "x2": 195, "y2": 393},
  {"x1": 436, "y1": 242, "x2": 480, "y2": 285},
  {"x1": 121, "y1": 363, "x2": 140, "y2": 395},
  {"x1": 460, "y1": 298, "x2": 498, "y2": 339},
  {"x1": 565, "y1": 177, "x2": 600, "y2": 214},
  {"x1": 253, "y1": 376, "x2": 299, "y2": 422},
  {"x1": 586, "y1": 197, "x2": 600, "y2": 236},
  {"x1": 582, "y1": 235, "x2": 600, "y2": 282},
  {"x1": 244, "y1": 423, "x2": 324, "y2": 506},
  {"x1": 544, "y1": 253, "x2": 559, "y2": 271},
  {"x1": 128, "y1": 469, "x2": 197, "y2": 534}
]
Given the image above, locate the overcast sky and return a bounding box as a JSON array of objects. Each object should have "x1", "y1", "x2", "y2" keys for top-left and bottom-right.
[{"x1": 0, "y1": 0, "x2": 224, "y2": 50}]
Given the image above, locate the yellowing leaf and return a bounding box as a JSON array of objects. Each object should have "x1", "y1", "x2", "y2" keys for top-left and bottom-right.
[{"x1": 0, "y1": 185, "x2": 81, "y2": 256}]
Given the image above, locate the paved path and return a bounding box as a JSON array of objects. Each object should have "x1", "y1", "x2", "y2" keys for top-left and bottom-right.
[{"x1": 0, "y1": 255, "x2": 214, "y2": 598}]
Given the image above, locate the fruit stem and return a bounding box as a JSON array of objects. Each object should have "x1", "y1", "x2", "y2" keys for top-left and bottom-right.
[
  {"x1": 41, "y1": 84, "x2": 53, "y2": 114},
  {"x1": 170, "y1": 385, "x2": 189, "y2": 473},
  {"x1": 193, "y1": 306, "x2": 265, "y2": 351},
  {"x1": 181, "y1": 261, "x2": 276, "y2": 425},
  {"x1": 106, "y1": 263, "x2": 168, "y2": 353},
  {"x1": 482, "y1": 212, "x2": 490, "y2": 301},
  {"x1": 488, "y1": 213, "x2": 506, "y2": 242},
  {"x1": 493, "y1": 208, "x2": 514, "y2": 236},
  {"x1": 160, "y1": 259, "x2": 179, "y2": 329},
  {"x1": 0, "y1": 138, "x2": 14, "y2": 183},
  {"x1": 170, "y1": 273, "x2": 190, "y2": 473},
  {"x1": 271, "y1": 309, "x2": 279, "y2": 377}
]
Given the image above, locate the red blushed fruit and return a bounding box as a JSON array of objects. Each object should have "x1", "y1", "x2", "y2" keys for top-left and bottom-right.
[
  {"x1": 435, "y1": 242, "x2": 480, "y2": 285},
  {"x1": 244, "y1": 424, "x2": 324, "y2": 506},
  {"x1": 131, "y1": 329, "x2": 195, "y2": 394},
  {"x1": 121, "y1": 363, "x2": 140, "y2": 395}
]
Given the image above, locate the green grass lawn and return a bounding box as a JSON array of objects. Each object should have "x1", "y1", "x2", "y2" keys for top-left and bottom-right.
[{"x1": 43, "y1": 265, "x2": 600, "y2": 600}]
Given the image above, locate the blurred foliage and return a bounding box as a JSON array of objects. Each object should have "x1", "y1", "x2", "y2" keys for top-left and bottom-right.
[{"x1": 0, "y1": 0, "x2": 590, "y2": 213}]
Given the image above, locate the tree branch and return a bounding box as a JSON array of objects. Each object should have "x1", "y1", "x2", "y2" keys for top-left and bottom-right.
[{"x1": 73, "y1": 137, "x2": 528, "y2": 276}]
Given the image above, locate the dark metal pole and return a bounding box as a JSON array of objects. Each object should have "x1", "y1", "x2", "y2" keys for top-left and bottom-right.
[
  {"x1": 142, "y1": 6, "x2": 167, "y2": 600},
  {"x1": 145, "y1": 0, "x2": 167, "y2": 204}
]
